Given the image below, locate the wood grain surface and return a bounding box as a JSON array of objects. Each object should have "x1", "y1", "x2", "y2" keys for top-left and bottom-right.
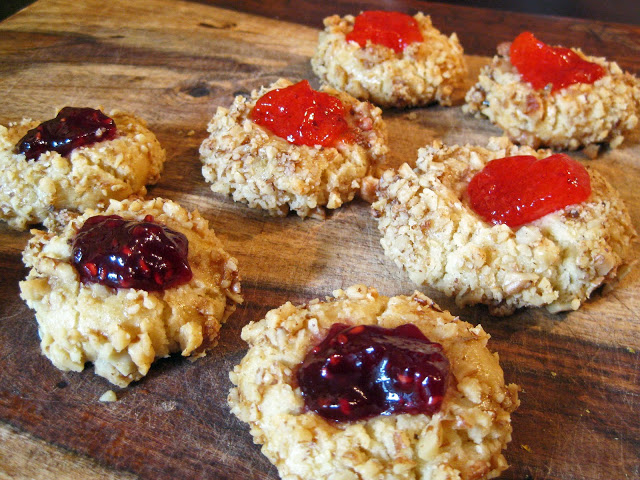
[{"x1": 0, "y1": 1, "x2": 639, "y2": 479}]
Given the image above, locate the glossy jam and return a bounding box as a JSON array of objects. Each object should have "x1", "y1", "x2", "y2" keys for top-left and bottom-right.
[
  {"x1": 250, "y1": 80, "x2": 353, "y2": 148},
  {"x1": 72, "y1": 215, "x2": 193, "y2": 291},
  {"x1": 467, "y1": 153, "x2": 591, "y2": 228},
  {"x1": 16, "y1": 107, "x2": 117, "y2": 161},
  {"x1": 346, "y1": 11, "x2": 423, "y2": 54},
  {"x1": 297, "y1": 323, "x2": 449, "y2": 422},
  {"x1": 510, "y1": 31, "x2": 606, "y2": 92}
]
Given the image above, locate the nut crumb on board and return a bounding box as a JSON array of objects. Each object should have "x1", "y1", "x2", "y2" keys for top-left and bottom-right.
[{"x1": 99, "y1": 390, "x2": 118, "y2": 402}]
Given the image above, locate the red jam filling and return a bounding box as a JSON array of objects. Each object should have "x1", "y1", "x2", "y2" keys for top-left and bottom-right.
[
  {"x1": 510, "y1": 31, "x2": 606, "y2": 92},
  {"x1": 250, "y1": 80, "x2": 353, "y2": 148},
  {"x1": 346, "y1": 10, "x2": 423, "y2": 54},
  {"x1": 297, "y1": 323, "x2": 449, "y2": 422},
  {"x1": 467, "y1": 153, "x2": 591, "y2": 228},
  {"x1": 72, "y1": 215, "x2": 193, "y2": 291},
  {"x1": 16, "y1": 107, "x2": 117, "y2": 161}
]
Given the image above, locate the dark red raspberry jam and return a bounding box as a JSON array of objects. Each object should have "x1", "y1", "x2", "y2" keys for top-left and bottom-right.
[
  {"x1": 72, "y1": 215, "x2": 193, "y2": 291},
  {"x1": 16, "y1": 107, "x2": 117, "y2": 161},
  {"x1": 346, "y1": 10, "x2": 423, "y2": 54},
  {"x1": 250, "y1": 80, "x2": 353, "y2": 148},
  {"x1": 510, "y1": 32, "x2": 605, "y2": 92},
  {"x1": 297, "y1": 323, "x2": 449, "y2": 422},
  {"x1": 467, "y1": 153, "x2": 591, "y2": 228}
]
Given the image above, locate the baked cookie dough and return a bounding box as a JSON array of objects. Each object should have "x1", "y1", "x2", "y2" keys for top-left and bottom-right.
[
  {"x1": 229, "y1": 285, "x2": 519, "y2": 480},
  {"x1": 464, "y1": 41, "x2": 640, "y2": 151},
  {"x1": 19, "y1": 197, "x2": 242, "y2": 387},
  {"x1": 372, "y1": 137, "x2": 637, "y2": 315},
  {"x1": 199, "y1": 78, "x2": 388, "y2": 218},
  {"x1": 311, "y1": 13, "x2": 467, "y2": 108},
  {"x1": 0, "y1": 108, "x2": 166, "y2": 230}
]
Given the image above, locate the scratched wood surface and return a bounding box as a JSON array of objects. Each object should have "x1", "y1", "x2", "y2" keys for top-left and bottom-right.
[{"x1": 0, "y1": 1, "x2": 639, "y2": 479}]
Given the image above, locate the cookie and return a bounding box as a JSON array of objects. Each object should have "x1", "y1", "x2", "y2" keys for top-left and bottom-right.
[
  {"x1": 372, "y1": 137, "x2": 637, "y2": 315},
  {"x1": 229, "y1": 285, "x2": 519, "y2": 480},
  {"x1": 311, "y1": 12, "x2": 467, "y2": 108},
  {"x1": 464, "y1": 35, "x2": 640, "y2": 152},
  {"x1": 19, "y1": 197, "x2": 242, "y2": 387},
  {"x1": 199, "y1": 78, "x2": 388, "y2": 218},
  {"x1": 0, "y1": 107, "x2": 166, "y2": 230}
]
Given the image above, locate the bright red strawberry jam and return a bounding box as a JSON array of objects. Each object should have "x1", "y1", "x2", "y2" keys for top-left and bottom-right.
[
  {"x1": 72, "y1": 215, "x2": 193, "y2": 291},
  {"x1": 17, "y1": 107, "x2": 117, "y2": 161},
  {"x1": 346, "y1": 10, "x2": 423, "y2": 54},
  {"x1": 510, "y1": 31, "x2": 606, "y2": 92},
  {"x1": 297, "y1": 323, "x2": 449, "y2": 422},
  {"x1": 467, "y1": 153, "x2": 591, "y2": 228},
  {"x1": 250, "y1": 80, "x2": 353, "y2": 148}
]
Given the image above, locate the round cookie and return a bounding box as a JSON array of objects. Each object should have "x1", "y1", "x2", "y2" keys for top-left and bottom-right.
[
  {"x1": 229, "y1": 285, "x2": 519, "y2": 480},
  {"x1": 199, "y1": 78, "x2": 388, "y2": 218},
  {"x1": 311, "y1": 12, "x2": 467, "y2": 108},
  {"x1": 464, "y1": 40, "x2": 640, "y2": 152},
  {"x1": 19, "y1": 197, "x2": 243, "y2": 387},
  {"x1": 372, "y1": 137, "x2": 637, "y2": 316},
  {"x1": 0, "y1": 108, "x2": 166, "y2": 230}
]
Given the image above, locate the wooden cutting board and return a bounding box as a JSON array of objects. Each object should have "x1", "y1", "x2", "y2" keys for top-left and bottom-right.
[{"x1": 0, "y1": 1, "x2": 638, "y2": 479}]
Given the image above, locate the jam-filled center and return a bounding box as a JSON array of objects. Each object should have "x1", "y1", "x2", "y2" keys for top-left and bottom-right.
[
  {"x1": 509, "y1": 31, "x2": 606, "y2": 92},
  {"x1": 297, "y1": 323, "x2": 449, "y2": 422},
  {"x1": 467, "y1": 153, "x2": 592, "y2": 228},
  {"x1": 250, "y1": 80, "x2": 353, "y2": 148},
  {"x1": 72, "y1": 214, "x2": 193, "y2": 291},
  {"x1": 16, "y1": 107, "x2": 117, "y2": 161},
  {"x1": 346, "y1": 10, "x2": 424, "y2": 54}
]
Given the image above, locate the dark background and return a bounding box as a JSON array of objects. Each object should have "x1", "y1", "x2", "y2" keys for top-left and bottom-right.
[
  {"x1": 429, "y1": 0, "x2": 640, "y2": 25},
  {"x1": 1, "y1": 0, "x2": 31, "y2": 20},
  {"x1": 1, "y1": 0, "x2": 640, "y2": 24}
]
